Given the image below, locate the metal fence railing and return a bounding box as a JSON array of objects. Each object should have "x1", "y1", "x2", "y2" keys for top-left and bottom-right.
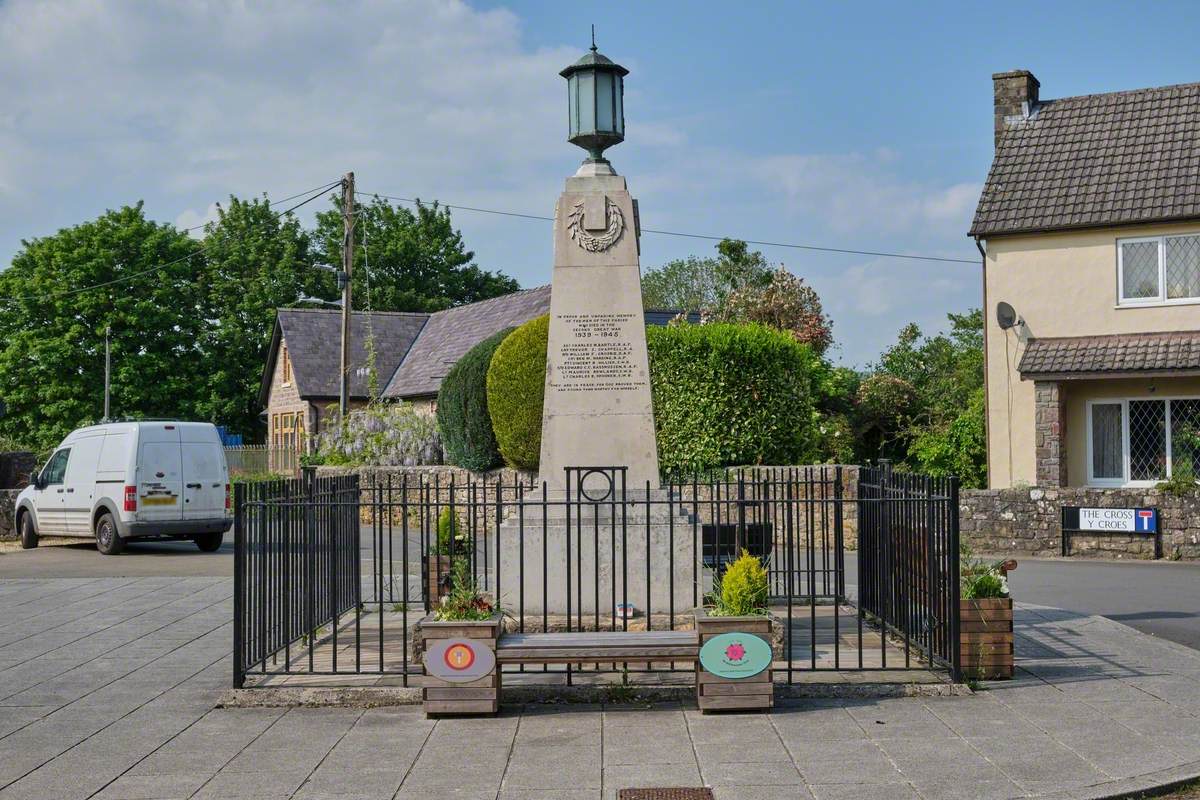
[
  {"x1": 225, "y1": 445, "x2": 300, "y2": 477},
  {"x1": 858, "y1": 462, "x2": 961, "y2": 679},
  {"x1": 232, "y1": 464, "x2": 961, "y2": 687}
]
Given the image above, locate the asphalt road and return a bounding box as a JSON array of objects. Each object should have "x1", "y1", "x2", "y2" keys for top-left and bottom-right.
[
  {"x1": 1005, "y1": 557, "x2": 1200, "y2": 651},
  {"x1": 3, "y1": 536, "x2": 1199, "y2": 652}
]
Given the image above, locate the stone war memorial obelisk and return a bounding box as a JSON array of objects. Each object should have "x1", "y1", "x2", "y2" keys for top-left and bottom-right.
[
  {"x1": 497, "y1": 40, "x2": 702, "y2": 617},
  {"x1": 537, "y1": 43, "x2": 659, "y2": 492}
]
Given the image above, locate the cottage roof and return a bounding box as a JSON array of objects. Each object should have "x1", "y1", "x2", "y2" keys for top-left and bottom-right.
[
  {"x1": 381, "y1": 286, "x2": 552, "y2": 399},
  {"x1": 259, "y1": 309, "x2": 427, "y2": 407},
  {"x1": 1017, "y1": 331, "x2": 1200, "y2": 379},
  {"x1": 971, "y1": 80, "x2": 1200, "y2": 237}
]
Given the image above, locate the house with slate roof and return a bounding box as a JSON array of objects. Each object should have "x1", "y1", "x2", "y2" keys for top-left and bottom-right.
[
  {"x1": 259, "y1": 285, "x2": 693, "y2": 457},
  {"x1": 972, "y1": 71, "x2": 1200, "y2": 489}
]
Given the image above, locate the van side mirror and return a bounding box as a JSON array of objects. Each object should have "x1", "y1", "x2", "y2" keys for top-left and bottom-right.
[{"x1": 29, "y1": 471, "x2": 43, "y2": 490}]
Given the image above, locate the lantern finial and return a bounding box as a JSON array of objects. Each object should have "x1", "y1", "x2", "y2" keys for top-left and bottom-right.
[{"x1": 590, "y1": 24, "x2": 596, "y2": 52}]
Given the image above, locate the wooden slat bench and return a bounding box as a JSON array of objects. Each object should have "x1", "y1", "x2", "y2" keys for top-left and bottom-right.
[{"x1": 495, "y1": 630, "x2": 699, "y2": 667}]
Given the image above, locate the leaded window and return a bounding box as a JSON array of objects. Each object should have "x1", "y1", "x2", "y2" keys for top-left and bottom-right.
[
  {"x1": 1088, "y1": 398, "x2": 1200, "y2": 485},
  {"x1": 1119, "y1": 234, "x2": 1200, "y2": 305}
]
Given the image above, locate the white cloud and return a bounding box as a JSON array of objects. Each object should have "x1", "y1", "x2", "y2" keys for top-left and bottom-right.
[
  {"x1": 748, "y1": 152, "x2": 980, "y2": 236},
  {"x1": 0, "y1": 0, "x2": 588, "y2": 241},
  {"x1": 175, "y1": 202, "x2": 221, "y2": 237}
]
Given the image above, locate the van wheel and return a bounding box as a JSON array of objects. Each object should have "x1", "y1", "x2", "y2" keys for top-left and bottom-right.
[
  {"x1": 194, "y1": 533, "x2": 223, "y2": 552},
  {"x1": 95, "y1": 513, "x2": 125, "y2": 555},
  {"x1": 19, "y1": 514, "x2": 38, "y2": 549}
]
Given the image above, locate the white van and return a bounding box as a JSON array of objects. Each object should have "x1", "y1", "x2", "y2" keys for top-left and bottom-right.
[{"x1": 14, "y1": 421, "x2": 233, "y2": 555}]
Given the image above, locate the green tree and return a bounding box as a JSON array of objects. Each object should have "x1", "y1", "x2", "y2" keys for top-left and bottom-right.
[
  {"x1": 0, "y1": 204, "x2": 206, "y2": 452},
  {"x1": 715, "y1": 267, "x2": 834, "y2": 355},
  {"x1": 641, "y1": 238, "x2": 772, "y2": 312},
  {"x1": 315, "y1": 196, "x2": 518, "y2": 313},
  {"x1": 198, "y1": 196, "x2": 323, "y2": 438},
  {"x1": 863, "y1": 309, "x2": 986, "y2": 486}
]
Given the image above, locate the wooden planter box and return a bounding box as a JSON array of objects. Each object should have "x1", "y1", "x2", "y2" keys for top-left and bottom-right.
[
  {"x1": 418, "y1": 612, "x2": 502, "y2": 716},
  {"x1": 694, "y1": 608, "x2": 773, "y2": 712},
  {"x1": 960, "y1": 597, "x2": 1013, "y2": 680}
]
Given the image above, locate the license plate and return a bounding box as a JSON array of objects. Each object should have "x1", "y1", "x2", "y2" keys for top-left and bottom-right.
[{"x1": 141, "y1": 496, "x2": 177, "y2": 506}]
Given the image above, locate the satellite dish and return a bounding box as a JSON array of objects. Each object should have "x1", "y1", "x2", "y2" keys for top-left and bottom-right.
[{"x1": 996, "y1": 301, "x2": 1020, "y2": 330}]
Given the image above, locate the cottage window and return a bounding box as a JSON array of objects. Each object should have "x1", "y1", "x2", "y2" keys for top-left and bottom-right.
[
  {"x1": 1087, "y1": 397, "x2": 1200, "y2": 486},
  {"x1": 1118, "y1": 234, "x2": 1200, "y2": 305},
  {"x1": 281, "y1": 346, "x2": 292, "y2": 384}
]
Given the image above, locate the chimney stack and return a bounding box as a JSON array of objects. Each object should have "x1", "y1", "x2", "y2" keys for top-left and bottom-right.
[{"x1": 993, "y1": 70, "x2": 1039, "y2": 149}]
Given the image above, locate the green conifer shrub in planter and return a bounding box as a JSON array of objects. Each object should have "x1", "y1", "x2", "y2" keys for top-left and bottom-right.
[
  {"x1": 695, "y1": 551, "x2": 774, "y2": 711},
  {"x1": 426, "y1": 508, "x2": 472, "y2": 603},
  {"x1": 486, "y1": 315, "x2": 548, "y2": 470},
  {"x1": 437, "y1": 327, "x2": 513, "y2": 471},
  {"x1": 419, "y1": 560, "x2": 502, "y2": 716}
]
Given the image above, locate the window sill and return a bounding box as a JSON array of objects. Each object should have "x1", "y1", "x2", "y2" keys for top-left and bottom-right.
[{"x1": 1115, "y1": 298, "x2": 1200, "y2": 309}]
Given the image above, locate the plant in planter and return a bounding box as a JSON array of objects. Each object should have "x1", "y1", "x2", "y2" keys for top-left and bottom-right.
[
  {"x1": 960, "y1": 545, "x2": 1015, "y2": 680},
  {"x1": 427, "y1": 508, "x2": 473, "y2": 603},
  {"x1": 419, "y1": 560, "x2": 502, "y2": 716},
  {"x1": 695, "y1": 551, "x2": 774, "y2": 711}
]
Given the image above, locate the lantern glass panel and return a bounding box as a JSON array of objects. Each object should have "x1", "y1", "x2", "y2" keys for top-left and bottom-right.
[
  {"x1": 614, "y1": 76, "x2": 624, "y2": 135},
  {"x1": 578, "y1": 71, "x2": 595, "y2": 133},
  {"x1": 567, "y1": 73, "x2": 579, "y2": 138},
  {"x1": 596, "y1": 71, "x2": 614, "y2": 131}
]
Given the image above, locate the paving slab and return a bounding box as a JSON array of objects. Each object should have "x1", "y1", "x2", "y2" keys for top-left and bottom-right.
[{"x1": 1, "y1": 579, "x2": 1200, "y2": 799}]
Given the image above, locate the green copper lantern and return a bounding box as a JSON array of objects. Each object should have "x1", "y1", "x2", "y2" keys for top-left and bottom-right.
[{"x1": 560, "y1": 40, "x2": 628, "y2": 164}]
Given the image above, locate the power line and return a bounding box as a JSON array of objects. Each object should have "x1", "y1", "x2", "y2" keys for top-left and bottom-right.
[
  {"x1": 0, "y1": 181, "x2": 341, "y2": 305},
  {"x1": 355, "y1": 189, "x2": 977, "y2": 265},
  {"x1": 178, "y1": 179, "x2": 343, "y2": 232}
]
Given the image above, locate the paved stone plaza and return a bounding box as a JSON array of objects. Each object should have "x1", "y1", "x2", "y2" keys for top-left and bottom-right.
[{"x1": 1, "y1": 576, "x2": 1199, "y2": 799}]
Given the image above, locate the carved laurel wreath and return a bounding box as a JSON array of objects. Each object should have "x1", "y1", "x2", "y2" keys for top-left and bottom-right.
[{"x1": 566, "y1": 198, "x2": 624, "y2": 253}]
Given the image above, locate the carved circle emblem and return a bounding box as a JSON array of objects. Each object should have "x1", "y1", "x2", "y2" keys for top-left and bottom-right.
[{"x1": 567, "y1": 198, "x2": 624, "y2": 252}]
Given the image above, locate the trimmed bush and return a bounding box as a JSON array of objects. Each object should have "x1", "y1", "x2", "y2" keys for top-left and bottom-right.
[
  {"x1": 646, "y1": 322, "x2": 817, "y2": 474},
  {"x1": 709, "y1": 550, "x2": 769, "y2": 616},
  {"x1": 437, "y1": 327, "x2": 513, "y2": 471},
  {"x1": 486, "y1": 315, "x2": 548, "y2": 470}
]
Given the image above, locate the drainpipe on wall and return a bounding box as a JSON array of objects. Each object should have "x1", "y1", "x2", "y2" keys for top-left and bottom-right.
[{"x1": 975, "y1": 236, "x2": 992, "y2": 488}]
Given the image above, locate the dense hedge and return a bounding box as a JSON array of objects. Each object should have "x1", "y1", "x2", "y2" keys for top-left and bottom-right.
[
  {"x1": 486, "y1": 315, "x2": 548, "y2": 470},
  {"x1": 646, "y1": 323, "x2": 817, "y2": 474},
  {"x1": 436, "y1": 327, "x2": 513, "y2": 471}
]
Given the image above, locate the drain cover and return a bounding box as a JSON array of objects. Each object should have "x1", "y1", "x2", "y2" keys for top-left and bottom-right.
[{"x1": 617, "y1": 790, "x2": 714, "y2": 800}]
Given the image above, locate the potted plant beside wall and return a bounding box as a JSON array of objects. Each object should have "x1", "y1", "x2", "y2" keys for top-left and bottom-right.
[
  {"x1": 426, "y1": 508, "x2": 472, "y2": 604},
  {"x1": 695, "y1": 550, "x2": 774, "y2": 712},
  {"x1": 960, "y1": 547, "x2": 1015, "y2": 680},
  {"x1": 419, "y1": 560, "x2": 503, "y2": 716}
]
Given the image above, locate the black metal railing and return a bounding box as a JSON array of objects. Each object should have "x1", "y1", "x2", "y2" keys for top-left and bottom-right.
[
  {"x1": 233, "y1": 464, "x2": 960, "y2": 687},
  {"x1": 233, "y1": 473, "x2": 361, "y2": 688},
  {"x1": 858, "y1": 462, "x2": 961, "y2": 679}
]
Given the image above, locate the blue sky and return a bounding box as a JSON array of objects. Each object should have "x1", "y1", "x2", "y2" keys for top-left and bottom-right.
[{"x1": 3, "y1": 0, "x2": 1200, "y2": 365}]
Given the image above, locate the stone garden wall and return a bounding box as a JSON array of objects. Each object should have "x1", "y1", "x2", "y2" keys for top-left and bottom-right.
[
  {"x1": 960, "y1": 486, "x2": 1200, "y2": 560},
  {"x1": 0, "y1": 490, "x2": 18, "y2": 540}
]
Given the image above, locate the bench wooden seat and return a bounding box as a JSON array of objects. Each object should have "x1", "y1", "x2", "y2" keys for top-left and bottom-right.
[{"x1": 495, "y1": 630, "x2": 698, "y2": 665}]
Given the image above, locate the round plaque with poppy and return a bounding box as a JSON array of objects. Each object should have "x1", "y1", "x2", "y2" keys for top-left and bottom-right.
[
  {"x1": 698, "y1": 632, "x2": 772, "y2": 679},
  {"x1": 424, "y1": 637, "x2": 497, "y2": 682}
]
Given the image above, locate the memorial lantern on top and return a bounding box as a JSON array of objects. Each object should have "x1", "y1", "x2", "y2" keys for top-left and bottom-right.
[{"x1": 560, "y1": 37, "x2": 628, "y2": 165}]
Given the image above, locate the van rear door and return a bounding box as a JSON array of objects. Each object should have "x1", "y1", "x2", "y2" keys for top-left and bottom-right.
[
  {"x1": 136, "y1": 425, "x2": 183, "y2": 522},
  {"x1": 180, "y1": 424, "x2": 227, "y2": 519}
]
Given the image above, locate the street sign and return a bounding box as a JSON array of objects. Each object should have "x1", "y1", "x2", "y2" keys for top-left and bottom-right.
[{"x1": 1063, "y1": 507, "x2": 1158, "y2": 534}]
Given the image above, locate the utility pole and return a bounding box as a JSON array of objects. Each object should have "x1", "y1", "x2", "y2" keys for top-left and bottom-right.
[
  {"x1": 103, "y1": 326, "x2": 111, "y2": 421},
  {"x1": 338, "y1": 172, "x2": 355, "y2": 418}
]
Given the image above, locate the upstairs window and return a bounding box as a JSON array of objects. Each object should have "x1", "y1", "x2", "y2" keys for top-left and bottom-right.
[
  {"x1": 1119, "y1": 234, "x2": 1200, "y2": 305},
  {"x1": 281, "y1": 345, "x2": 292, "y2": 384}
]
